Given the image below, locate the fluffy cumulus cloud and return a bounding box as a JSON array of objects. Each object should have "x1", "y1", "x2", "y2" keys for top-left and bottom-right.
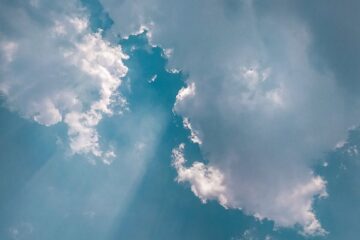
[
  {"x1": 0, "y1": 0, "x2": 127, "y2": 161},
  {"x1": 173, "y1": 143, "x2": 328, "y2": 236},
  {"x1": 100, "y1": 0, "x2": 360, "y2": 235},
  {"x1": 172, "y1": 144, "x2": 228, "y2": 206}
]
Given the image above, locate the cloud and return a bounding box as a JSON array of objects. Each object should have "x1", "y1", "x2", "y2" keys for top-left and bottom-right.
[
  {"x1": 182, "y1": 117, "x2": 202, "y2": 145},
  {"x1": 100, "y1": 0, "x2": 360, "y2": 234},
  {"x1": 172, "y1": 144, "x2": 228, "y2": 206},
  {"x1": 0, "y1": 25, "x2": 185, "y2": 239},
  {"x1": 2, "y1": 0, "x2": 359, "y2": 235},
  {"x1": 173, "y1": 143, "x2": 327, "y2": 236},
  {"x1": 0, "y1": 0, "x2": 127, "y2": 161},
  {"x1": 175, "y1": 82, "x2": 196, "y2": 103}
]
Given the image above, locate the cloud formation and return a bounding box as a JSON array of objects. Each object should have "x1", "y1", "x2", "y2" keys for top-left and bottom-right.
[
  {"x1": 172, "y1": 144, "x2": 228, "y2": 206},
  {"x1": 0, "y1": 0, "x2": 127, "y2": 161},
  {"x1": 2, "y1": 0, "x2": 360, "y2": 235},
  {"x1": 173, "y1": 142, "x2": 328, "y2": 236},
  {"x1": 100, "y1": 0, "x2": 360, "y2": 234}
]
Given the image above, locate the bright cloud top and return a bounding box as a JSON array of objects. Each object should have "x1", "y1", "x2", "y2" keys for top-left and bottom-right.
[{"x1": 0, "y1": 1, "x2": 127, "y2": 161}]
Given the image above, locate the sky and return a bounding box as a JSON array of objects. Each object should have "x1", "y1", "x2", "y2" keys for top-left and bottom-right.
[{"x1": 0, "y1": 0, "x2": 360, "y2": 239}]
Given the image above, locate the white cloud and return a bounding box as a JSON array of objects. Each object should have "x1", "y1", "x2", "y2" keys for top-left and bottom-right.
[
  {"x1": 335, "y1": 139, "x2": 347, "y2": 149},
  {"x1": 99, "y1": 0, "x2": 360, "y2": 233},
  {"x1": 2, "y1": 0, "x2": 359, "y2": 235},
  {"x1": 173, "y1": 144, "x2": 328, "y2": 235},
  {"x1": 0, "y1": 0, "x2": 127, "y2": 160},
  {"x1": 182, "y1": 118, "x2": 202, "y2": 145},
  {"x1": 64, "y1": 111, "x2": 102, "y2": 157},
  {"x1": 172, "y1": 144, "x2": 229, "y2": 207},
  {"x1": 264, "y1": 176, "x2": 328, "y2": 236},
  {"x1": 175, "y1": 81, "x2": 196, "y2": 103},
  {"x1": 32, "y1": 99, "x2": 63, "y2": 126}
]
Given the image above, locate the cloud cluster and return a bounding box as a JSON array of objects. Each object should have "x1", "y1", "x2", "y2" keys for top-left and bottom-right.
[
  {"x1": 0, "y1": 0, "x2": 127, "y2": 161},
  {"x1": 100, "y1": 0, "x2": 360, "y2": 234}
]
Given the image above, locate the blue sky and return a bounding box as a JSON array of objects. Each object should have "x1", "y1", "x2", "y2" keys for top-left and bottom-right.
[{"x1": 0, "y1": 0, "x2": 360, "y2": 239}]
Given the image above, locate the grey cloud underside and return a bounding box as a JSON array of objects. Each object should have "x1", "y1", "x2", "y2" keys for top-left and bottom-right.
[{"x1": 100, "y1": 0, "x2": 360, "y2": 234}]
